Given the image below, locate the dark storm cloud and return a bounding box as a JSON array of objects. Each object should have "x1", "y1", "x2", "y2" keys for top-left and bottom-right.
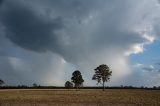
[
  {"x1": 0, "y1": 0, "x2": 63, "y2": 52},
  {"x1": 0, "y1": 0, "x2": 3, "y2": 5},
  {"x1": 0, "y1": 0, "x2": 2, "y2": 6},
  {"x1": 0, "y1": 0, "x2": 160, "y2": 86},
  {"x1": 0, "y1": 0, "x2": 109, "y2": 63},
  {"x1": 0, "y1": 0, "x2": 146, "y2": 57}
]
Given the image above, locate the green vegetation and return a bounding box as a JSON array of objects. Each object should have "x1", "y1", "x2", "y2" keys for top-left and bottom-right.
[
  {"x1": 92, "y1": 64, "x2": 112, "y2": 91},
  {"x1": 71, "y1": 70, "x2": 84, "y2": 89},
  {"x1": 65, "y1": 81, "x2": 73, "y2": 89}
]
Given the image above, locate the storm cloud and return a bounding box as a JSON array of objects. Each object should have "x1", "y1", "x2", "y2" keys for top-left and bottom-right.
[
  {"x1": 0, "y1": 1, "x2": 63, "y2": 53},
  {"x1": 0, "y1": 0, "x2": 160, "y2": 86}
]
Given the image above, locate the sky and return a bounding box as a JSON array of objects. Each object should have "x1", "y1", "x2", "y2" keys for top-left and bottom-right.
[{"x1": 0, "y1": 0, "x2": 160, "y2": 87}]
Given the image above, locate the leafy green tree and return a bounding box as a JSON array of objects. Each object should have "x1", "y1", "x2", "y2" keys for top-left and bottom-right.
[
  {"x1": 92, "y1": 64, "x2": 112, "y2": 91},
  {"x1": 0, "y1": 79, "x2": 4, "y2": 87},
  {"x1": 71, "y1": 70, "x2": 84, "y2": 89},
  {"x1": 65, "y1": 81, "x2": 73, "y2": 89}
]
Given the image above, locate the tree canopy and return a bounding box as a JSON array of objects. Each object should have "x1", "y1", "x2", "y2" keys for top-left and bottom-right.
[
  {"x1": 71, "y1": 70, "x2": 84, "y2": 89},
  {"x1": 92, "y1": 64, "x2": 112, "y2": 91},
  {"x1": 65, "y1": 81, "x2": 73, "y2": 88}
]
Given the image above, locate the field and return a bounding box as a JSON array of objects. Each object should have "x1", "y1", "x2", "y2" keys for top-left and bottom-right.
[{"x1": 0, "y1": 89, "x2": 160, "y2": 106}]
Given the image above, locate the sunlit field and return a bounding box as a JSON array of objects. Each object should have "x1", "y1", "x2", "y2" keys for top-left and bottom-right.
[{"x1": 0, "y1": 89, "x2": 160, "y2": 106}]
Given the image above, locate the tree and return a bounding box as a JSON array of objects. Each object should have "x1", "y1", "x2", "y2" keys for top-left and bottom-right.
[
  {"x1": 71, "y1": 70, "x2": 84, "y2": 89},
  {"x1": 33, "y1": 83, "x2": 38, "y2": 88},
  {"x1": 92, "y1": 64, "x2": 112, "y2": 91},
  {"x1": 0, "y1": 79, "x2": 4, "y2": 87},
  {"x1": 65, "y1": 81, "x2": 73, "y2": 89}
]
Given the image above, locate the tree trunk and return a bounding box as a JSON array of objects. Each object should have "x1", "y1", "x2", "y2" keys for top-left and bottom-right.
[{"x1": 103, "y1": 81, "x2": 105, "y2": 91}]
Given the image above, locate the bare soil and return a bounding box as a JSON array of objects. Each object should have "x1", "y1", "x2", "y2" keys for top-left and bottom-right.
[{"x1": 0, "y1": 89, "x2": 160, "y2": 106}]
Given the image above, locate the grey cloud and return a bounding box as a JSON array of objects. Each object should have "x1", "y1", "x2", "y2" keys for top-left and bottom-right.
[
  {"x1": 154, "y1": 23, "x2": 160, "y2": 38},
  {"x1": 141, "y1": 64, "x2": 160, "y2": 73},
  {"x1": 0, "y1": 0, "x2": 148, "y2": 62},
  {"x1": 133, "y1": 62, "x2": 160, "y2": 73},
  {"x1": 0, "y1": 0, "x2": 160, "y2": 86},
  {"x1": 0, "y1": 0, "x2": 63, "y2": 53},
  {"x1": 0, "y1": 57, "x2": 22, "y2": 85},
  {"x1": 155, "y1": 62, "x2": 160, "y2": 65},
  {"x1": 0, "y1": 0, "x2": 3, "y2": 5},
  {"x1": 142, "y1": 67, "x2": 154, "y2": 72},
  {"x1": 0, "y1": 45, "x2": 66, "y2": 86}
]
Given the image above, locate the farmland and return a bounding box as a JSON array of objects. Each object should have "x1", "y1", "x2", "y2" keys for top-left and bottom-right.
[{"x1": 0, "y1": 89, "x2": 160, "y2": 106}]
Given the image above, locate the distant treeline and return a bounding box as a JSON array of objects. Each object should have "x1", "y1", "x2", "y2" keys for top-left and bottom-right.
[
  {"x1": 1, "y1": 64, "x2": 160, "y2": 91},
  {"x1": 1, "y1": 85, "x2": 160, "y2": 90}
]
